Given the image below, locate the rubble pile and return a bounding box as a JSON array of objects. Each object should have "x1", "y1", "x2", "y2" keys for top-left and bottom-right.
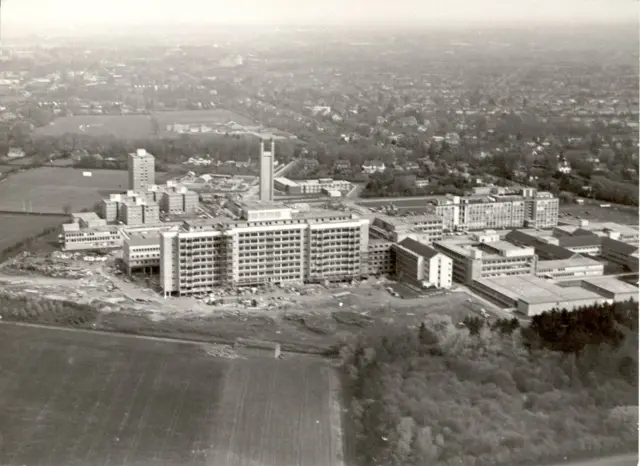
[
  {"x1": 7, "y1": 251, "x2": 94, "y2": 279},
  {"x1": 203, "y1": 344, "x2": 242, "y2": 359}
]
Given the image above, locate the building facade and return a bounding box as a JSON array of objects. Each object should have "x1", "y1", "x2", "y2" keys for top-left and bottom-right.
[
  {"x1": 61, "y1": 213, "x2": 123, "y2": 251},
  {"x1": 535, "y1": 256, "x2": 604, "y2": 280},
  {"x1": 128, "y1": 148, "x2": 155, "y2": 191},
  {"x1": 121, "y1": 198, "x2": 160, "y2": 226},
  {"x1": 433, "y1": 232, "x2": 536, "y2": 285},
  {"x1": 393, "y1": 238, "x2": 453, "y2": 289},
  {"x1": 367, "y1": 239, "x2": 396, "y2": 276},
  {"x1": 160, "y1": 203, "x2": 370, "y2": 296}
]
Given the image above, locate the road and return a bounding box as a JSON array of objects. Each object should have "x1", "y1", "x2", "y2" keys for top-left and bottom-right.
[{"x1": 541, "y1": 453, "x2": 638, "y2": 466}]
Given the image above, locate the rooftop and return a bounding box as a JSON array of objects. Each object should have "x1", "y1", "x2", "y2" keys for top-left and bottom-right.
[
  {"x1": 536, "y1": 256, "x2": 603, "y2": 270},
  {"x1": 581, "y1": 277, "x2": 638, "y2": 295},
  {"x1": 476, "y1": 275, "x2": 603, "y2": 305},
  {"x1": 398, "y1": 238, "x2": 440, "y2": 259}
]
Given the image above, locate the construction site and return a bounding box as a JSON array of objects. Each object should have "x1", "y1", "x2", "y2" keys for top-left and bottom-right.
[{"x1": 0, "y1": 247, "x2": 490, "y2": 352}]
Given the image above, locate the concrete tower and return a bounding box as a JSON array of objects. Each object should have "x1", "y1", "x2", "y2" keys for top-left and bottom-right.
[
  {"x1": 259, "y1": 139, "x2": 275, "y2": 202},
  {"x1": 128, "y1": 148, "x2": 155, "y2": 192}
]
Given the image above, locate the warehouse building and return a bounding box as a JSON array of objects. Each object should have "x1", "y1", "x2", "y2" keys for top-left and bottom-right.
[
  {"x1": 473, "y1": 275, "x2": 607, "y2": 316},
  {"x1": 433, "y1": 231, "x2": 536, "y2": 285},
  {"x1": 160, "y1": 202, "x2": 370, "y2": 296},
  {"x1": 579, "y1": 277, "x2": 638, "y2": 302},
  {"x1": 393, "y1": 238, "x2": 453, "y2": 289}
]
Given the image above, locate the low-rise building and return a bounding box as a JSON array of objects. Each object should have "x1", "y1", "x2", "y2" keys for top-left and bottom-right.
[
  {"x1": 579, "y1": 277, "x2": 638, "y2": 302},
  {"x1": 362, "y1": 160, "x2": 385, "y2": 174},
  {"x1": 472, "y1": 275, "x2": 607, "y2": 316},
  {"x1": 433, "y1": 231, "x2": 536, "y2": 285},
  {"x1": 61, "y1": 212, "x2": 122, "y2": 251},
  {"x1": 122, "y1": 232, "x2": 162, "y2": 274},
  {"x1": 274, "y1": 177, "x2": 352, "y2": 195},
  {"x1": 601, "y1": 237, "x2": 639, "y2": 272},
  {"x1": 367, "y1": 239, "x2": 396, "y2": 276},
  {"x1": 393, "y1": 238, "x2": 453, "y2": 289},
  {"x1": 535, "y1": 256, "x2": 604, "y2": 280}
]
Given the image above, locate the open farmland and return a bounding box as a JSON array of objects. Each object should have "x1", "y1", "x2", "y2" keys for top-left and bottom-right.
[
  {"x1": 0, "y1": 214, "x2": 66, "y2": 250},
  {"x1": 0, "y1": 324, "x2": 341, "y2": 466},
  {"x1": 0, "y1": 167, "x2": 127, "y2": 213}
]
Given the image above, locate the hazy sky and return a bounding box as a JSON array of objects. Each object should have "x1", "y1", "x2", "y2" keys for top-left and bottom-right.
[{"x1": 3, "y1": 0, "x2": 638, "y2": 32}]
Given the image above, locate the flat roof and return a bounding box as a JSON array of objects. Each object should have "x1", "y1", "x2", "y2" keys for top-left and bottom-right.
[
  {"x1": 581, "y1": 277, "x2": 638, "y2": 294},
  {"x1": 72, "y1": 212, "x2": 101, "y2": 222},
  {"x1": 126, "y1": 231, "x2": 161, "y2": 247},
  {"x1": 537, "y1": 256, "x2": 602, "y2": 270},
  {"x1": 274, "y1": 177, "x2": 299, "y2": 187},
  {"x1": 476, "y1": 275, "x2": 603, "y2": 304}
]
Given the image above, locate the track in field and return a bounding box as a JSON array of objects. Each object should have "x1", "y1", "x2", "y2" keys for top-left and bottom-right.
[{"x1": 0, "y1": 324, "x2": 339, "y2": 466}]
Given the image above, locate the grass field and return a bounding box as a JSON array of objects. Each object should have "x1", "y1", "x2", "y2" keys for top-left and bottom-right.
[
  {"x1": 34, "y1": 110, "x2": 256, "y2": 139},
  {"x1": 153, "y1": 109, "x2": 255, "y2": 127},
  {"x1": 35, "y1": 115, "x2": 156, "y2": 139},
  {"x1": 0, "y1": 324, "x2": 339, "y2": 466},
  {"x1": 0, "y1": 214, "x2": 66, "y2": 251},
  {"x1": 0, "y1": 167, "x2": 127, "y2": 213},
  {"x1": 559, "y1": 204, "x2": 639, "y2": 225}
]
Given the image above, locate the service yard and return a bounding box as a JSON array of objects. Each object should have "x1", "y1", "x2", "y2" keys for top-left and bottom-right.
[
  {"x1": 0, "y1": 324, "x2": 340, "y2": 466},
  {"x1": 0, "y1": 167, "x2": 127, "y2": 213}
]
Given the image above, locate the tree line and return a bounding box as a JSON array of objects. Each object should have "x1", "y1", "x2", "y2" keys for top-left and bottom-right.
[{"x1": 340, "y1": 300, "x2": 638, "y2": 466}]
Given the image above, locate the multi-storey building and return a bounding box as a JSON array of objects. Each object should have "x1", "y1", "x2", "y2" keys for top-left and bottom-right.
[
  {"x1": 367, "y1": 239, "x2": 396, "y2": 276},
  {"x1": 61, "y1": 212, "x2": 123, "y2": 251},
  {"x1": 160, "y1": 202, "x2": 370, "y2": 296},
  {"x1": 370, "y1": 214, "x2": 444, "y2": 243},
  {"x1": 524, "y1": 189, "x2": 559, "y2": 228},
  {"x1": 100, "y1": 192, "x2": 138, "y2": 223},
  {"x1": 121, "y1": 197, "x2": 160, "y2": 226},
  {"x1": 393, "y1": 238, "x2": 453, "y2": 289},
  {"x1": 128, "y1": 148, "x2": 155, "y2": 191},
  {"x1": 424, "y1": 189, "x2": 558, "y2": 232},
  {"x1": 433, "y1": 231, "x2": 536, "y2": 285}
]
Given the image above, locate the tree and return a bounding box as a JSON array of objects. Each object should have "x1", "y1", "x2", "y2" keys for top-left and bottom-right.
[{"x1": 62, "y1": 204, "x2": 72, "y2": 215}]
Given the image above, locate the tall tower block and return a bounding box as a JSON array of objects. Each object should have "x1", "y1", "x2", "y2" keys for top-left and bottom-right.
[
  {"x1": 259, "y1": 139, "x2": 275, "y2": 202},
  {"x1": 128, "y1": 148, "x2": 155, "y2": 192}
]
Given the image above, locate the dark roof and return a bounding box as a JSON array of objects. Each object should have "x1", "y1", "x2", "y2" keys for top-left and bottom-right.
[
  {"x1": 397, "y1": 237, "x2": 440, "y2": 259},
  {"x1": 533, "y1": 242, "x2": 578, "y2": 260},
  {"x1": 602, "y1": 237, "x2": 639, "y2": 255},
  {"x1": 572, "y1": 228, "x2": 597, "y2": 237},
  {"x1": 505, "y1": 230, "x2": 537, "y2": 247},
  {"x1": 559, "y1": 234, "x2": 601, "y2": 248}
]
